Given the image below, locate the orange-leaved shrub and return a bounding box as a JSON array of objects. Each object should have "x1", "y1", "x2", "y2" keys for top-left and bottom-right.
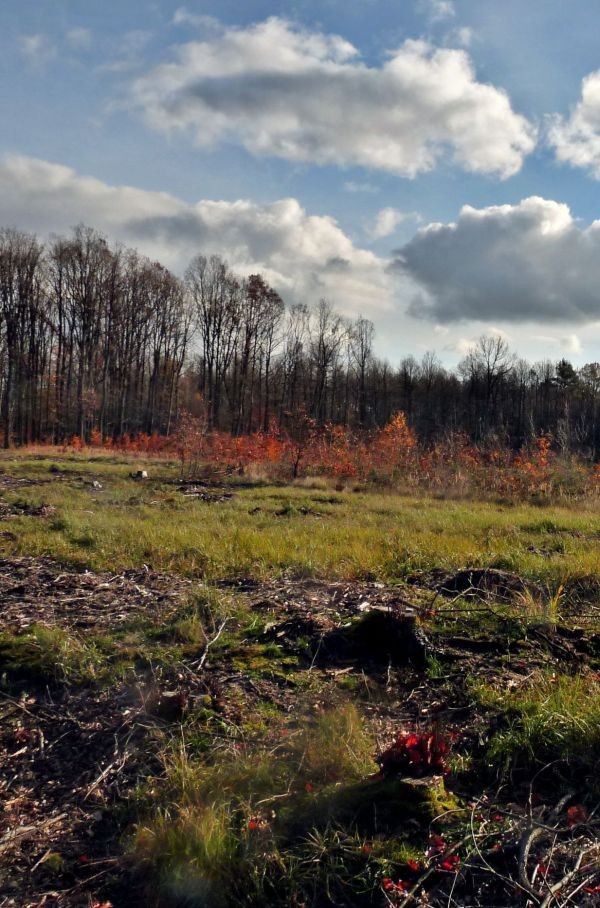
[{"x1": 55, "y1": 411, "x2": 600, "y2": 500}]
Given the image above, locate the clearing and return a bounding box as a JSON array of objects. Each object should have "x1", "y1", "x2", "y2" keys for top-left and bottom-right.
[{"x1": 0, "y1": 452, "x2": 598, "y2": 907}]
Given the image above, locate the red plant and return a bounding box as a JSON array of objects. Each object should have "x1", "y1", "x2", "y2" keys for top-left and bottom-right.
[
  {"x1": 45, "y1": 407, "x2": 600, "y2": 501},
  {"x1": 439, "y1": 854, "x2": 460, "y2": 872},
  {"x1": 247, "y1": 812, "x2": 271, "y2": 833},
  {"x1": 382, "y1": 877, "x2": 409, "y2": 893},
  {"x1": 377, "y1": 730, "x2": 450, "y2": 778},
  {"x1": 566, "y1": 804, "x2": 588, "y2": 826}
]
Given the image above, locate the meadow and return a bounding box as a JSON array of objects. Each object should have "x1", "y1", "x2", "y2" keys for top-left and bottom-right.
[
  {"x1": 0, "y1": 451, "x2": 598, "y2": 907},
  {"x1": 5, "y1": 449, "x2": 600, "y2": 584}
]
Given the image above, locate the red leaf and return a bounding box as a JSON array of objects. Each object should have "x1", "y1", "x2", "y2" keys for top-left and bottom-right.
[
  {"x1": 440, "y1": 854, "x2": 460, "y2": 872},
  {"x1": 566, "y1": 804, "x2": 588, "y2": 826}
]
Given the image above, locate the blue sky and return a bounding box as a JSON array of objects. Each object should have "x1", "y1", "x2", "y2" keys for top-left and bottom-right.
[{"x1": 2, "y1": 0, "x2": 600, "y2": 364}]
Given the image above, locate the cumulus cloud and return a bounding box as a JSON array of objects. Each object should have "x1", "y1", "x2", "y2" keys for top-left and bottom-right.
[
  {"x1": 561, "y1": 333, "x2": 583, "y2": 354},
  {"x1": 446, "y1": 26, "x2": 474, "y2": 48},
  {"x1": 393, "y1": 196, "x2": 600, "y2": 323},
  {"x1": 548, "y1": 70, "x2": 600, "y2": 178},
  {"x1": 0, "y1": 155, "x2": 393, "y2": 315},
  {"x1": 533, "y1": 333, "x2": 583, "y2": 354},
  {"x1": 451, "y1": 337, "x2": 477, "y2": 356},
  {"x1": 344, "y1": 181, "x2": 379, "y2": 194},
  {"x1": 102, "y1": 30, "x2": 152, "y2": 73},
  {"x1": 418, "y1": 0, "x2": 456, "y2": 24},
  {"x1": 434, "y1": 0, "x2": 455, "y2": 20},
  {"x1": 130, "y1": 17, "x2": 535, "y2": 179},
  {"x1": 368, "y1": 207, "x2": 418, "y2": 239}
]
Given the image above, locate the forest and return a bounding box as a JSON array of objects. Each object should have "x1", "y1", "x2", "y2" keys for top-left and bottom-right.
[{"x1": 1, "y1": 224, "x2": 599, "y2": 456}]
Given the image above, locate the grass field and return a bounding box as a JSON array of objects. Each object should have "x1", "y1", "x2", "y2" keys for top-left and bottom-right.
[
  {"x1": 3, "y1": 450, "x2": 600, "y2": 584},
  {"x1": 0, "y1": 451, "x2": 598, "y2": 907}
]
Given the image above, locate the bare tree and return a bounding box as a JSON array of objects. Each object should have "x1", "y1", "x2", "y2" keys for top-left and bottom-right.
[
  {"x1": 349, "y1": 316, "x2": 374, "y2": 426},
  {"x1": 0, "y1": 229, "x2": 46, "y2": 447},
  {"x1": 309, "y1": 299, "x2": 347, "y2": 424},
  {"x1": 186, "y1": 255, "x2": 241, "y2": 429}
]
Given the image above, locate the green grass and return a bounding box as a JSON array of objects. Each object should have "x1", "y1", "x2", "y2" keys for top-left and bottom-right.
[
  {"x1": 0, "y1": 582, "x2": 238, "y2": 691},
  {"x1": 473, "y1": 672, "x2": 600, "y2": 781},
  {"x1": 132, "y1": 706, "x2": 452, "y2": 908},
  {"x1": 0, "y1": 624, "x2": 105, "y2": 684},
  {"x1": 3, "y1": 451, "x2": 600, "y2": 585}
]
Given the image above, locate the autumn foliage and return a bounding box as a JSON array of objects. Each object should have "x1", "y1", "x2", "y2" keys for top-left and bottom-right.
[
  {"x1": 377, "y1": 730, "x2": 450, "y2": 778},
  {"x1": 55, "y1": 408, "x2": 600, "y2": 499}
]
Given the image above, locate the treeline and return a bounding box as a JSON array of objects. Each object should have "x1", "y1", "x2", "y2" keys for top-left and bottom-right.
[
  {"x1": 1, "y1": 224, "x2": 600, "y2": 454},
  {"x1": 0, "y1": 226, "x2": 190, "y2": 447}
]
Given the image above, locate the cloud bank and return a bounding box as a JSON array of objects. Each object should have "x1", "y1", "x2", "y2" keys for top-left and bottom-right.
[
  {"x1": 394, "y1": 196, "x2": 600, "y2": 323},
  {"x1": 0, "y1": 155, "x2": 392, "y2": 315},
  {"x1": 131, "y1": 17, "x2": 535, "y2": 179}
]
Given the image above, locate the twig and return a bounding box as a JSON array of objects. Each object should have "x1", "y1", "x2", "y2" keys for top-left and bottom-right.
[
  {"x1": 539, "y1": 846, "x2": 600, "y2": 908},
  {"x1": 518, "y1": 824, "x2": 545, "y2": 900},
  {"x1": 308, "y1": 633, "x2": 325, "y2": 671},
  {"x1": 84, "y1": 749, "x2": 131, "y2": 800},
  {"x1": 194, "y1": 617, "x2": 230, "y2": 670},
  {"x1": 0, "y1": 813, "x2": 67, "y2": 855},
  {"x1": 466, "y1": 798, "x2": 534, "y2": 902}
]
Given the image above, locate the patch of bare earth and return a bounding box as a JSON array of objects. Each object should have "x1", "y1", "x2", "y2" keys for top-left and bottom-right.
[{"x1": 0, "y1": 560, "x2": 192, "y2": 908}]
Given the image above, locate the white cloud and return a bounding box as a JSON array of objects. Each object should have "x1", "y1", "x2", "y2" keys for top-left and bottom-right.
[
  {"x1": 394, "y1": 196, "x2": 600, "y2": 323},
  {"x1": 130, "y1": 17, "x2": 535, "y2": 179},
  {"x1": 548, "y1": 70, "x2": 600, "y2": 178},
  {"x1": 344, "y1": 181, "x2": 379, "y2": 194},
  {"x1": 488, "y1": 326, "x2": 511, "y2": 341},
  {"x1": 172, "y1": 7, "x2": 221, "y2": 30},
  {"x1": 66, "y1": 27, "x2": 92, "y2": 50},
  {"x1": 452, "y1": 337, "x2": 477, "y2": 356},
  {"x1": 20, "y1": 34, "x2": 56, "y2": 66},
  {"x1": 418, "y1": 0, "x2": 456, "y2": 23},
  {"x1": 562, "y1": 333, "x2": 582, "y2": 354},
  {"x1": 0, "y1": 155, "x2": 393, "y2": 316},
  {"x1": 446, "y1": 26, "x2": 474, "y2": 48},
  {"x1": 368, "y1": 207, "x2": 417, "y2": 239},
  {"x1": 533, "y1": 333, "x2": 583, "y2": 354},
  {"x1": 446, "y1": 327, "x2": 509, "y2": 357},
  {"x1": 102, "y1": 30, "x2": 152, "y2": 73}
]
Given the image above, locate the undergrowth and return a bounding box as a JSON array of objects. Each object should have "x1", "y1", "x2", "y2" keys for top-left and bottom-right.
[
  {"x1": 473, "y1": 672, "x2": 600, "y2": 785},
  {"x1": 0, "y1": 624, "x2": 104, "y2": 685},
  {"x1": 132, "y1": 706, "x2": 453, "y2": 907}
]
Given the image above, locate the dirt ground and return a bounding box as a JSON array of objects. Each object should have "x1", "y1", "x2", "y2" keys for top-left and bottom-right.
[{"x1": 0, "y1": 559, "x2": 599, "y2": 907}]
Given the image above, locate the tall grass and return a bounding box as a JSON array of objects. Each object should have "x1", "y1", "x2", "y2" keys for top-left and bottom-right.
[
  {"x1": 474, "y1": 672, "x2": 600, "y2": 779},
  {"x1": 133, "y1": 707, "x2": 380, "y2": 906}
]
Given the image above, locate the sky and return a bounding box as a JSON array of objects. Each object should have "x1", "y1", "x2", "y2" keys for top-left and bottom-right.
[{"x1": 2, "y1": 0, "x2": 600, "y2": 365}]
